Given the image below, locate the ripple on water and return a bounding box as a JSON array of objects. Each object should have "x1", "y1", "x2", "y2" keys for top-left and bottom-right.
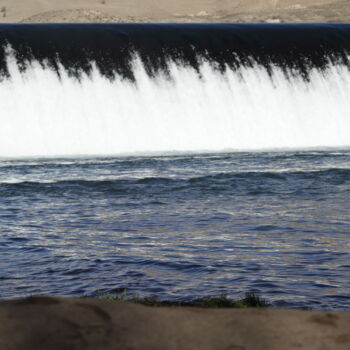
[{"x1": 0, "y1": 152, "x2": 349, "y2": 310}]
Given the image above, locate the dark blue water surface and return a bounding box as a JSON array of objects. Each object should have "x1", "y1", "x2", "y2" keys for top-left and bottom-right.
[{"x1": 0, "y1": 151, "x2": 349, "y2": 310}]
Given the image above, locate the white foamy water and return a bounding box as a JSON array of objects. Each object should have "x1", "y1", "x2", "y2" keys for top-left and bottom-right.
[{"x1": 1, "y1": 50, "x2": 350, "y2": 158}]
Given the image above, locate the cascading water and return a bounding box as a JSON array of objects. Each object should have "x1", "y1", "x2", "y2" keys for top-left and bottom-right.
[
  {"x1": 1, "y1": 23, "x2": 350, "y2": 310},
  {"x1": 1, "y1": 23, "x2": 350, "y2": 157}
]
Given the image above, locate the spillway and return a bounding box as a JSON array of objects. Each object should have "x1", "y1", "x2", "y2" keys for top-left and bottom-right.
[
  {"x1": 1, "y1": 23, "x2": 350, "y2": 157},
  {"x1": 1, "y1": 23, "x2": 350, "y2": 310}
]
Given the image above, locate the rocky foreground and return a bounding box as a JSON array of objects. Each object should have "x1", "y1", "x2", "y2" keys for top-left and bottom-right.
[{"x1": 0, "y1": 297, "x2": 349, "y2": 349}]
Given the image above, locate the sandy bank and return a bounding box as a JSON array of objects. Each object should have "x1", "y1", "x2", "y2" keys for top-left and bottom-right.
[
  {"x1": 0, "y1": 297, "x2": 349, "y2": 349},
  {"x1": 0, "y1": 0, "x2": 350, "y2": 23}
]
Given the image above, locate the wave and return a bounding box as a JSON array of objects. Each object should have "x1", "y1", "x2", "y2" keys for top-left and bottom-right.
[{"x1": 1, "y1": 168, "x2": 349, "y2": 187}]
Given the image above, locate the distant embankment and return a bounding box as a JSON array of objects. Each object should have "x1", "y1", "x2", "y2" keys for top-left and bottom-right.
[{"x1": 0, "y1": 0, "x2": 349, "y2": 23}]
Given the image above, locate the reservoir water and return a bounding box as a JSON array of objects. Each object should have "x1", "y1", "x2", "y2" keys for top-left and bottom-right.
[{"x1": 0, "y1": 24, "x2": 349, "y2": 310}]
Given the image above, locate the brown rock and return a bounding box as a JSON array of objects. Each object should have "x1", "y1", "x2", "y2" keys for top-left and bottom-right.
[{"x1": 0, "y1": 297, "x2": 349, "y2": 350}]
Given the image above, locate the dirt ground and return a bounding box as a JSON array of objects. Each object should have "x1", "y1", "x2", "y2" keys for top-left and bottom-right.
[
  {"x1": 0, "y1": 297, "x2": 349, "y2": 350},
  {"x1": 0, "y1": 0, "x2": 349, "y2": 23}
]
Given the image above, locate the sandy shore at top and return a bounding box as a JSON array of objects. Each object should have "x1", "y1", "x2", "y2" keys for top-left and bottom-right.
[
  {"x1": 0, "y1": 0, "x2": 349, "y2": 23},
  {"x1": 0, "y1": 296, "x2": 349, "y2": 349}
]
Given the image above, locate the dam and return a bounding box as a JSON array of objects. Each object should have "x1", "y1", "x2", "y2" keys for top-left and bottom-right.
[
  {"x1": 0, "y1": 24, "x2": 350, "y2": 157},
  {"x1": 0, "y1": 24, "x2": 349, "y2": 311}
]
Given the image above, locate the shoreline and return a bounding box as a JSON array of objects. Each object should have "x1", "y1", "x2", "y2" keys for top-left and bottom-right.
[{"x1": 0, "y1": 296, "x2": 349, "y2": 349}]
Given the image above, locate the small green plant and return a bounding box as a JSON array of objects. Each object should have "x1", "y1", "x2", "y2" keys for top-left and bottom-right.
[
  {"x1": 241, "y1": 292, "x2": 268, "y2": 308},
  {"x1": 93, "y1": 292, "x2": 269, "y2": 309}
]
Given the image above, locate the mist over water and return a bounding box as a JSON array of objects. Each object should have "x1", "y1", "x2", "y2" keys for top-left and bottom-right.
[
  {"x1": 1, "y1": 52, "x2": 350, "y2": 158},
  {"x1": 0, "y1": 24, "x2": 350, "y2": 310}
]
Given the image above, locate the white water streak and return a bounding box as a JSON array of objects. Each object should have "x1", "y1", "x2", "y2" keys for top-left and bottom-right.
[{"x1": 1, "y1": 51, "x2": 350, "y2": 158}]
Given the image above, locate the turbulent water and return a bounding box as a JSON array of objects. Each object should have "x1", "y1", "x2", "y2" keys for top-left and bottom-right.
[
  {"x1": 0, "y1": 24, "x2": 350, "y2": 310},
  {"x1": 1, "y1": 152, "x2": 350, "y2": 310},
  {"x1": 1, "y1": 23, "x2": 350, "y2": 157},
  {"x1": 2, "y1": 55, "x2": 350, "y2": 157}
]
